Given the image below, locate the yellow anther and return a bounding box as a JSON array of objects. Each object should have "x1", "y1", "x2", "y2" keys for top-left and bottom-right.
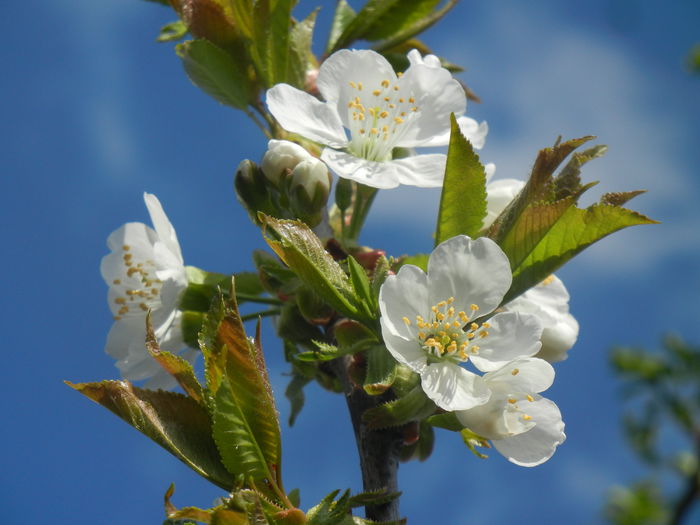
[
  {"x1": 118, "y1": 306, "x2": 129, "y2": 315},
  {"x1": 431, "y1": 305, "x2": 438, "y2": 313},
  {"x1": 453, "y1": 321, "x2": 461, "y2": 328},
  {"x1": 511, "y1": 368, "x2": 520, "y2": 376},
  {"x1": 349, "y1": 81, "x2": 357, "y2": 88},
  {"x1": 470, "y1": 345, "x2": 480, "y2": 353},
  {"x1": 115, "y1": 297, "x2": 126, "y2": 305},
  {"x1": 370, "y1": 128, "x2": 378, "y2": 135},
  {"x1": 408, "y1": 97, "x2": 415, "y2": 103},
  {"x1": 443, "y1": 323, "x2": 452, "y2": 331},
  {"x1": 358, "y1": 113, "x2": 365, "y2": 120},
  {"x1": 139, "y1": 303, "x2": 148, "y2": 311},
  {"x1": 467, "y1": 332, "x2": 475, "y2": 339},
  {"x1": 522, "y1": 414, "x2": 532, "y2": 421},
  {"x1": 402, "y1": 316, "x2": 411, "y2": 326},
  {"x1": 436, "y1": 312, "x2": 445, "y2": 321},
  {"x1": 394, "y1": 117, "x2": 404, "y2": 124},
  {"x1": 359, "y1": 129, "x2": 365, "y2": 134},
  {"x1": 479, "y1": 331, "x2": 489, "y2": 338},
  {"x1": 526, "y1": 395, "x2": 534, "y2": 402},
  {"x1": 355, "y1": 96, "x2": 361, "y2": 104},
  {"x1": 384, "y1": 96, "x2": 390, "y2": 102},
  {"x1": 470, "y1": 322, "x2": 478, "y2": 331},
  {"x1": 400, "y1": 111, "x2": 407, "y2": 117},
  {"x1": 470, "y1": 304, "x2": 479, "y2": 311},
  {"x1": 418, "y1": 332, "x2": 426, "y2": 340},
  {"x1": 432, "y1": 321, "x2": 439, "y2": 329},
  {"x1": 437, "y1": 301, "x2": 447, "y2": 308},
  {"x1": 123, "y1": 253, "x2": 132, "y2": 261},
  {"x1": 357, "y1": 82, "x2": 363, "y2": 90},
  {"x1": 397, "y1": 71, "x2": 403, "y2": 77},
  {"x1": 459, "y1": 312, "x2": 469, "y2": 322},
  {"x1": 122, "y1": 244, "x2": 130, "y2": 251},
  {"x1": 150, "y1": 289, "x2": 158, "y2": 295},
  {"x1": 389, "y1": 103, "x2": 396, "y2": 109},
  {"x1": 438, "y1": 331, "x2": 447, "y2": 338},
  {"x1": 447, "y1": 341, "x2": 457, "y2": 353},
  {"x1": 541, "y1": 274, "x2": 555, "y2": 286},
  {"x1": 380, "y1": 111, "x2": 389, "y2": 118},
  {"x1": 368, "y1": 107, "x2": 376, "y2": 117},
  {"x1": 113, "y1": 315, "x2": 121, "y2": 321},
  {"x1": 373, "y1": 89, "x2": 381, "y2": 96},
  {"x1": 447, "y1": 306, "x2": 455, "y2": 317},
  {"x1": 393, "y1": 85, "x2": 399, "y2": 91},
  {"x1": 381, "y1": 79, "x2": 390, "y2": 88},
  {"x1": 399, "y1": 98, "x2": 404, "y2": 103},
  {"x1": 451, "y1": 332, "x2": 461, "y2": 339},
  {"x1": 508, "y1": 398, "x2": 517, "y2": 404},
  {"x1": 411, "y1": 107, "x2": 418, "y2": 112},
  {"x1": 482, "y1": 322, "x2": 491, "y2": 329},
  {"x1": 447, "y1": 297, "x2": 454, "y2": 304},
  {"x1": 113, "y1": 279, "x2": 121, "y2": 285},
  {"x1": 416, "y1": 315, "x2": 424, "y2": 323}
]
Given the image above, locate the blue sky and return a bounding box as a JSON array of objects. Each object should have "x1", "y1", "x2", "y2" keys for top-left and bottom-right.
[{"x1": 2, "y1": 1, "x2": 699, "y2": 523}]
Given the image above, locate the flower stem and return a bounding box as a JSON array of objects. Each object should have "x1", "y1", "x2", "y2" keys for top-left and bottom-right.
[
  {"x1": 347, "y1": 183, "x2": 378, "y2": 242},
  {"x1": 240, "y1": 309, "x2": 281, "y2": 323}
]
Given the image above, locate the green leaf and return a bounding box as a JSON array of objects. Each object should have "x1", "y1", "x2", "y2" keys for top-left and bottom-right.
[
  {"x1": 347, "y1": 488, "x2": 401, "y2": 509},
  {"x1": 247, "y1": 0, "x2": 296, "y2": 88},
  {"x1": 205, "y1": 290, "x2": 282, "y2": 489},
  {"x1": 177, "y1": 39, "x2": 251, "y2": 109},
  {"x1": 395, "y1": 253, "x2": 429, "y2": 272},
  {"x1": 460, "y1": 428, "x2": 490, "y2": 459},
  {"x1": 505, "y1": 200, "x2": 657, "y2": 303},
  {"x1": 328, "y1": 0, "x2": 401, "y2": 53},
  {"x1": 306, "y1": 490, "x2": 351, "y2": 525},
  {"x1": 362, "y1": 0, "x2": 441, "y2": 41},
  {"x1": 347, "y1": 256, "x2": 376, "y2": 318},
  {"x1": 288, "y1": 9, "x2": 318, "y2": 89},
  {"x1": 362, "y1": 385, "x2": 436, "y2": 429},
  {"x1": 261, "y1": 215, "x2": 362, "y2": 318},
  {"x1": 435, "y1": 114, "x2": 488, "y2": 246},
  {"x1": 158, "y1": 20, "x2": 188, "y2": 43},
  {"x1": 164, "y1": 484, "x2": 216, "y2": 523},
  {"x1": 67, "y1": 381, "x2": 234, "y2": 490},
  {"x1": 285, "y1": 373, "x2": 311, "y2": 426},
  {"x1": 364, "y1": 345, "x2": 397, "y2": 395},
  {"x1": 146, "y1": 313, "x2": 204, "y2": 404},
  {"x1": 325, "y1": 0, "x2": 356, "y2": 54},
  {"x1": 371, "y1": 1, "x2": 460, "y2": 53},
  {"x1": 426, "y1": 411, "x2": 463, "y2": 431},
  {"x1": 399, "y1": 421, "x2": 434, "y2": 462}
]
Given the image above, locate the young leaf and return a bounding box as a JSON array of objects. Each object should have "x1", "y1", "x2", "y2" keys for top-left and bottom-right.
[
  {"x1": 347, "y1": 489, "x2": 402, "y2": 509},
  {"x1": 327, "y1": 0, "x2": 401, "y2": 53},
  {"x1": 261, "y1": 215, "x2": 362, "y2": 318},
  {"x1": 288, "y1": 9, "x2": 318, "y2": 89},
  {"x1": 205, "y1": 290, "x2": 282, "y2": 487},
  {"x1": 326, "y1": 0, "x2": 356, "y2": 54},
  {"x1": 362, "y1": 385, "x2": 436, "y2": 429},
  {"x1": 426, "y1": 411, "x2": 463, "y2": 431},
  {"x1": 347, "y1": 255, "x2": 376, "y2": 318},
  {"x1": 67, "y1": 381, "x2": 234, "y2": 490},
  {"x1": 177, "y1": 39, "x2": 251, "y2": 109},
  {"x1": 364, "y1": 345, "x2": 398, "y2": 395},
  {"x1": 435, "y1": 114, "x2": 488, "y2": 246},
  {"x1": 249, "y1": 0, "x2": 295, "y2": 88},
  {"x1": 157, "y1": 20, "x2": 188, "y2": 43},
  {"x1": 362, "y1": 0, "x2": 441, "y2": 42},
  {"x1": 306, "y1": 489, "x2": 352, "y2": 525},
  {"x1": 285, "y1": 373, "x2": 312, "y2": 426},
  {"x1": 146, "y1": 314, "x2": 204, "y2": 404}
]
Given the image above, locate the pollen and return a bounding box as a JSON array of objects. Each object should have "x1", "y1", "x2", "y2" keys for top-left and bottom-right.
[
  {"x1": 511, "y1": 368, "x2": 520, "y2": 376},
  {"x1": 113, "y1": 279, "x2": 121, "y2": 285},
  {"x1": 373, "y1": 89, "x2": 381, "y2": 96},
  {"x1": 381, "y1": 79, "x2": 390, "y2": 88},
  {"x1": 357, "y1": 82, "x2": 363, "y2": 90},
  {"x1": 541, "y1": 274, "x2": 555, "y2": 286},
  {"x1": 349, "y1": 81, "x2": 357, "y2": 88},
  {"x1": 522, "y1": 414, "x2": 532, "y2": 421},
  {"x1": 380, "y1": 111, "x2": 389, "y2": 118},
  {"x1": 139, "y1": 303, "x2": 148, "y2": 311},
  {"x1": 114, "y1": 297, "x2": 126, "y2": 305},
  {"x1": 508, "y1": 398, "x2": 517, "y2": 404},
  {"x1": 402, "y1": 316, "x2": 411, "y2": 326},
  {"x1": 408, "y1": 97, "x2": 415, "y2": 103},
  {"x1": 470, "y1": 304, "x2": 479, "y2": 311},
  {"x1": 370, "y1": 128, "x2": 378, "y2": 135},
  {"x1": 526, "y1": 395, "x2": 534, "y2": 402},
  {"x1": 394, "y1": 117, "x2": 404, "y2": 124}
]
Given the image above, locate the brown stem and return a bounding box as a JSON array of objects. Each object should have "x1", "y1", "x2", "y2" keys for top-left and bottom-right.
[{"x1": 330, "y1": 356, "x2": 404, "y2": 521}]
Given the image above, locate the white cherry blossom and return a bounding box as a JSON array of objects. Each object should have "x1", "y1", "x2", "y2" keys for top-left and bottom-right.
[
  {"x1": 100, "y1": 193, "x2": 195, "y2": 389},
  {"x1": 379, "y1": 235, "x2": 543, "y2": 411},
  {"x1": 267, "y1": 49, "x2": 487, "y2": 189},
  {"x1": 455, "y1": 357, "x2": 566, "y2": 466}
]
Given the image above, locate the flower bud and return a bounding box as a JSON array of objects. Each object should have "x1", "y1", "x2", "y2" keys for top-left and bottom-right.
[
  {"x1": 234, "y1": 159, "x2": 275, "y2": 223},
  {"x1": 261, "y1": 139, "x2": 313, "y2": 188},
  {"x1": 334, "y1": 177, "x2": 354, "y2": 211},
  {"x1": 288, "y1": 158, "x2": 332, "y2": 227}
]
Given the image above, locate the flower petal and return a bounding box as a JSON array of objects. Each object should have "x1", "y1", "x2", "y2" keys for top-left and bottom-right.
[
  {"x1": 470, "y1": 312, "x2": 543, "y2": 372},
  {"x1": 392, "y1": 154, "x2": 446, "y2": 188},
  {"x1": 538, "y1": 312, "x2": 579, "y2": 363},
  {"x1": 379, "y1": 264, "x2": 429, "y2": 339},
  {"x1": 417, "y1": 117, "x2": 488, "y2": 149},
  {"x1": 381, "y1": 327, "x2": 427, "y2": 374},
  {"x1": 492, "y1": 396, "x2": 565, "y2": 467},
  {"x1": 321, "y1": 148, "x2": 400, "y2": 189},
  {"x1": 484, "y1": 178, "x2": 525, "y2": 228},
  {"x1": 144, "y1": 193, "x2": 183, "y2": 265},
  {"x1": 483, "y1": 357, "x2": 555, "y2": 394},
  {"x1": 427, "y1": 235, "x2": 512, "y2": 317},
  {"x1": 421, "y1": 361, "x2": 490, "y2": 411},
  {"x1": 267, "y1": 84, "x2": 347, "y2": 148},
  {"x1": 316, "y1": 49, "x2": 397, "y2": 124}
]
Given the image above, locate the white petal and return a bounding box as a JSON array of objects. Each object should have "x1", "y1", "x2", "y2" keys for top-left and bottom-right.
[
  {"x1": 427, "y1": 235, "x2": 512, "y2": 317},
  {"x1": 392, "y1": 154, "x2": 446, "y2": 188},
  {"x1": 316, "y1": 49, "x2": 397, "y2": 123},
  {"x1": 266, "y1": 84, "x2": 347, "y2": 148},
  {"x1": 507, "y1": 274, "x2": 570, "y2": 324},
  {"x1": 379, "y1": 265, "x2": 429, "y2": 340},
  {"x1": 144, "y1": 193, "x2": 183, "y2": 265},
  {"x1": 470, "y1": 312, "x2": 543, "y2": 372},
  {"x1": 483, "y1": 357, "x2": 555, "y2": 394},
  {"x1": 417, "y1": 117, "x2": 488, "y2": 149},
  {"x1": 104, "y1": 222, "x2": 157, "y2": 257},
  {"x1": 456, "y1": 392, "x2": 516, "y2": 439},
  {"x1": 321, "y1": 148, "x2": 400, "y2": 189},
  {"x1": 484, "y1": 163, "x2": 496, "y2": 183},
  {"x1": 421, "y1": 361, "x2": 490, "y2": 411},
  {"x1": 397, "y1": 57, "x2": 466, "y2": 148},
  {"x1": 483, "y1": 178, "x2": 525, "y2": 228},
  {"x1": 537, "y1": 313, "x2": 579, "y2": 363},
  {"x1": 143, "y1": 349, "x2": 198, "y2": 391},
  {"x1": 492, "y1": 396, "x2": 565, "y2": 467},
  {"x1": 381, "y1": 327, "x2": 428, "y2": 374}
]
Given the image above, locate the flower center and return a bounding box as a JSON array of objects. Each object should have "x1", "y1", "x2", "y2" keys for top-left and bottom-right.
[
  {"x1": 345, "y1": 77, "x2": 420, "y2": 162},
  {"x1": 402, "y1": 297, "x2": 490, "y2": 363},
  {"x1": 111, "y1": 244, "x2": 164, "y2": 321}
]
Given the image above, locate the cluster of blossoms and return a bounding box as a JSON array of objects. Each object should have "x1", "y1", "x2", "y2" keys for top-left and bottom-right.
[{"x1": 102, "y1": 48, "x2": 576, "y2": 466}]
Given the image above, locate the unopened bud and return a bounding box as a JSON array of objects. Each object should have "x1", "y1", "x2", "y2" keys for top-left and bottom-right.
[
  {"x1": 234, "y1": 159, "x2": 274, "y2": 223},
  {"x1": 261, "y1": 140, "x2": 313, "y2": 188},
  {"x1": 335, "y1": 177, "x2": 354, "y2": 211}
]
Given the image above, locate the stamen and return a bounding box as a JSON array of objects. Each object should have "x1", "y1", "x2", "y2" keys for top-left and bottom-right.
[
  {"x1": 511, "y1": 368, "x2": 520, "y2": 376},
  {"x1": 522, "y1": 414, "x2": 532, "y2": 421},
  {"x1": 402, "y1": 317, "x2": 411, "y2": 326},
  {"x1": 122, "y1": 245, "x2": 130, "y2": 251},
  {"x1": 526, "y1": 395, "x2": 534, "y2": 402}
]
